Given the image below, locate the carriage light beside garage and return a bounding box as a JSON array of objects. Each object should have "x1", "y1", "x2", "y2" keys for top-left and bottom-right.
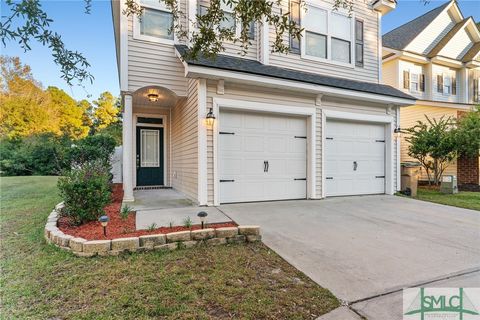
[
  {"x1": 99, "y1": 215, "x2": 109, "y2": 236},
  {"x1": 206, "y1": 108, "x2": 216, "y2": 127},
  {"x1": 197, "y1": 211, "x2": 208, "y2": 229},
  {"x1": 394, "y1": 127, "x2": 402, "y2": 139}
]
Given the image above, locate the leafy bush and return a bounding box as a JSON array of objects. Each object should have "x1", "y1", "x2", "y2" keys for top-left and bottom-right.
[
  {"x1": 0, "y1": 133, "x2": 116, "y2": 176},
  {"x1": 0, "y1": 133, "x2": 70, "y2": 176},
  {"x1": 58, "y1": 161, "x2": 112, "y2": 225},
  {"x1": 68, "y1": 134, "x2": 116, "y2": 169}
]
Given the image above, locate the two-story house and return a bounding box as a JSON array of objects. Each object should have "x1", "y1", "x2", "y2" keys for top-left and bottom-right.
[
  {"x1": 111, "y1": 0, "x2": 416, "y2": 205},
  {"x1": 382, "y1": 0, "x2": 480, "y2": 187}
]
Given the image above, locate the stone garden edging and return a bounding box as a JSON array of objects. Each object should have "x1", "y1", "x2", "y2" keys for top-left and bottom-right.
[{"x1": 44, "y1": 203, "x2": 262, "y2": 257}]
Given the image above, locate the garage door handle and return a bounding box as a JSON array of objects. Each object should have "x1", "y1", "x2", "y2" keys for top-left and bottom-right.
[
  {"x1": 263, "y1": 161, "x2": 267, "y2": 172},
  {"x1": 266, "y1": 161, "x2": 269, "y2": 172},
  {"x1": 353, "y1": 161, "x2": 358, "y2": 171}
]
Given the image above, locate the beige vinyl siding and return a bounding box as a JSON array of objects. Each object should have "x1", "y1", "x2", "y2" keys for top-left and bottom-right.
[
  {"x1": 198, "y1": 0, "x2": 258, "y2": 61},
  {"x1": 127, "y1": 16, "x2": 188, "y2": 96},
  {"x1": 438, "y1": 26, "x2": 474, "y2": 60},
  {"x1": 268, "y1": 0, "x2": 379, "y2": 83},
  {"x1": 400, "y1": 105, "x2": 458, "y2": 180},
  {"x1": 382, "y1": 59, "x2": 398, "y2": 88},
  {"x1": 398, "y1": 60, "x2": 427, "y2": 100},
  {"x1": 171, "y1": 79, "x2": 199, "y2": 201},
  {"x1": 132, "y1": 106, "x2": 171, "y2": 187},
  {"x1": 405, "y1": 9, "x2": 455, "y2": 55},
  {"x1": 432, "y1": 64, "x2": 460, "y2": 103}
]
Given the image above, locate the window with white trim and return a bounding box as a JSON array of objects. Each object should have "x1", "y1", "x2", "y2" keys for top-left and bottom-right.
[
  {"x1": 303, "y1": 4, "x2": 353, "y2": 66},
  {"x1": 135, "y1": 0, "x2": 174, "y2": 43},
  {"x1": 220, "y1": 1, "x2": 236, "y2": 31},
  {"x1": 410, "y1": 73, "x2": 419, "y2": 92},
  {"x1": 304, "y1": 6, "x2": 327, "y2": 59},
  {"x1": 443, "y1": 74, "x2": 451, "y2": 95}
]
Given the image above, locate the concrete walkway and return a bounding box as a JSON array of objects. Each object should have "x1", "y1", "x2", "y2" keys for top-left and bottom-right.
[{"x1": 220, "y1": 195, "x2": 480, "y2": 319}]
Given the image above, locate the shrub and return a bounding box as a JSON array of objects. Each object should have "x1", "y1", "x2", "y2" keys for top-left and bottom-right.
[
  {"x1": 68, "y1": 134, "x2": 117, "y2": 169},
  {"x1": 58, "y1": 161, "x2": 112, "y2": 225},
  {"x1": 0, "y1": 133, "x2": 70, "y2": 176}
]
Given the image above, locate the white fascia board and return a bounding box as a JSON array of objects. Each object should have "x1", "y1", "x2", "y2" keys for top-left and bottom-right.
[
  {"x1": 431, "y1": 56, "x2": 463, "y2": 68},
  {"x1": 185, "y1": 65, "x2": 416, "y2": 106}
]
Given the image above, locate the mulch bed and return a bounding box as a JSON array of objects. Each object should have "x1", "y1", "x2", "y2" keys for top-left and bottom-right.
[{"x1": 58, "y1": 184, "x2": 237, "y2": 240}]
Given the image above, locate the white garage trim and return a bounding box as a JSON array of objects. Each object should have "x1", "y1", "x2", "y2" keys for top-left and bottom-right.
[
  {"x1": 321, "y1": 109, "x2": 395, "y2": 198},
  {"x1": 212, "y1": 97, "x2": 316, "y2": 205}
]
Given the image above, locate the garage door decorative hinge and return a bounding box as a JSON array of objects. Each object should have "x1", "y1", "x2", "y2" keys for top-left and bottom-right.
[
  {"x1": 326, "y1": 177, "x2": 334, "y2": 180},
  {"x1": 375, "y1": 140, "x2": 385, "y2": 142},
  {"x1": 294, "y1": 136, "x2": 307, "y2": 139},
  {"x1": 326, "y1": 137, "x2": 333, "y2": 140},
  {"x1": 219, "y1": 131, "x2": 235, "y2": 135},
  {"x1": 220, "y1": 179, "x2": 235, "y2": 182},
  {"x1": 375, "y1": 176, "x2": 385, "y2": 178},
  {"x1": 294, "y1": 178, "x2": 307, "y2": 181}
]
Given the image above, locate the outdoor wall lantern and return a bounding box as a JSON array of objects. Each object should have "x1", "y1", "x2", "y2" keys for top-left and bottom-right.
[
  {"x1": 206, "y1": 108, "x2": 216, "y2": 127},
  {"x1": 394, "y1": 127, "x2": 403, "y2": 139},
  {"x1": 197, "y1": 211, "x2": 208, "y2": 229},
  {"x1": 99, "y1": 215, "x2": 109, "y2": 236},
  {"x1": 147, "y1": 93, "x2": 159, "y2": 102}
]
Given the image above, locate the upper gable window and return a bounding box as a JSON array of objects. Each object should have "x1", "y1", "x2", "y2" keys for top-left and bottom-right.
[
  {"x1": 302, "y1": 4, "x2": 354, "y2": 67},
  {"x1": 134, "y1": 0, "x2": 174, "y2": 44}
]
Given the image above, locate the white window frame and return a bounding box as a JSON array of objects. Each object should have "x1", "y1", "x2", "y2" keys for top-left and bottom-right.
[
  {"x1": 133, "y1": 0, "x2": 176, "y2": 45},
  {"x1": 301, "y1": 2, "x2": 355, "y2": 69}
]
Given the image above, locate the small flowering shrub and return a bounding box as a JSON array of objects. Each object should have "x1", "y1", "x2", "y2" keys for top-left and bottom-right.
[{"x1": 58, "y1": 161, "x2": 111, "y2": 225}]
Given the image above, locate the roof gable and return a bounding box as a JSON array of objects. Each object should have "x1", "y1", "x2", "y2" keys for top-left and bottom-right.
[{"x1": 382, "y1": 1, "x2": 450, "y2": 51}]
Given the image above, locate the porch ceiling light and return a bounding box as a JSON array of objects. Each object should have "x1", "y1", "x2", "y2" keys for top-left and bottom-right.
[
  {"x1": 197, "y1": 211, "x2": 208, "y2": 229},
  {"x1": 147, "y1": 93, "x2": 159, "y2": 102},
  {"x1": 99, "y1": 215, "x2": 109, "y2": 236},
  {"x1": 206, "y1": 108, "x2": 216, "y2": 127}
]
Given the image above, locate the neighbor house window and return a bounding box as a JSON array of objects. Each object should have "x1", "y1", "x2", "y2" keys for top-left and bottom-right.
[
  {"x1": 355, "y1": 19, "x2": 364, "y2": 67},
  {"x1": 289, "y1": 0, "x2": 301, "y2": 54},
  {"x1": 443, "y1": 74, "x2": 451, "y2": 95},
  {"x1": 403, "y1": 70, "x2": 410, "y2": 90},
  {"x1": 437, "y1": 74, "x2": 443, "y2": 93},
  {"x1": 419, "y1": 74, "x2": 425, "y2": 92},
  {"x1": 304, "y1": 6, "x2": 328, "y2": 59},
  {"x1": 473, "y1": 78, "x2": 479, "y2": 102},
  {"x1": 410, "y1": 73, "x2": 419, "y2": 92},
  {"x1": 138, "y1": 1, "x2": 174, "y2": 40}
]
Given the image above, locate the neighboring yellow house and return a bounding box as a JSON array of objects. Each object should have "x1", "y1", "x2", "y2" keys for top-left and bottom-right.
[{"x1": 382, "y1": 0, "x2": 480, "y2": 186}]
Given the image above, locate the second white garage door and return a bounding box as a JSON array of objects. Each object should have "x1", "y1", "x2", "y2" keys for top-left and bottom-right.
[
  {"x1": 325, "y1": 119, "x2": 386, "y2": 197},
  {"x1": 219, "y1": 111, "x2": 307, "y2": 203}
]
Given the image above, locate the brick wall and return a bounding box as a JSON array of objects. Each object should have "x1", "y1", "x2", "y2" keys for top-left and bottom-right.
[
  {"x1": 456, "y1": 111, "x2": 480, "y2": 186},
  {"x1": 457, "y1": 155, "x2": 480, "y2": 185}
]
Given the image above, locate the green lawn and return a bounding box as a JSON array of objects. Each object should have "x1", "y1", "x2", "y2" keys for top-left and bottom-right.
[
  {"x1": 410, "y1": 187, "x2": 480, "y2": 211},
  {"x1": 0, "y1": 176, "x2": 339, "y2": 319}
]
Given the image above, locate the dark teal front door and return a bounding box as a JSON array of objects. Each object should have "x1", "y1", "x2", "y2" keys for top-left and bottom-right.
[{"x1": 136, "y1": 126, "x2": 164, "y2": 186}]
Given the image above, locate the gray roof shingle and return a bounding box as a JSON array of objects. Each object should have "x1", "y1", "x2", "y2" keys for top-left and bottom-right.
[
  {"x1": 175, "y1": 45, "x2": 415, "y2": 101},
  {"x1": 382, "y1": 1, "x2": 451, "y2": 51}
]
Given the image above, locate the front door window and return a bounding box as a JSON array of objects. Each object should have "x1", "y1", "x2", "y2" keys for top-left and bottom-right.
[{"x1": 141, "y1": 129, "x2": 159, "y2": 167}]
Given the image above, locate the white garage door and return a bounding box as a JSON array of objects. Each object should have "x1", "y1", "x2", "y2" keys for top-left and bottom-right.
[
  {"x1": 219, "y1": 111, "x2": 307, "y2": 203},
  {"x1": 325, "y1": 120, "x2": 386, "y2": 197}
]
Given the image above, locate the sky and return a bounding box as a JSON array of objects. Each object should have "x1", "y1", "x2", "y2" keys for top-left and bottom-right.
[{"x1": 1, "y1": 0, "x2": 479, "y2": 102}]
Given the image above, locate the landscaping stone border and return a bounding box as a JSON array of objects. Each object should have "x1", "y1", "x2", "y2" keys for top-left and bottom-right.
[{"x1": 44, "y1": 203, "x2": 261, "y2": 257}]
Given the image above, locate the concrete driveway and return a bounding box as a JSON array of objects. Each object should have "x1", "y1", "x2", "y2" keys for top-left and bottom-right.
[{"x1": 220, "y1": 195, "x2": 480, "y2": 319}]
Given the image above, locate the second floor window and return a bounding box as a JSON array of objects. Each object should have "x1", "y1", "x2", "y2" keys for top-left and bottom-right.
[
  {"x1": 139, "y1": 1, "x2": 173, "y2": 41},
  {"x1": 403, "y1": 70, "x2": 424, "y2": 93},
  {"x1": 304, "y1": 6, "x2": 328, "y2": 59},
  {"x1": 437, "y1": 73, "x2": 456, "y2": 96},
  {"x1": 289, "y1": 0, "x2": 301, "y2": 54},
  {"x1": 473, "y1": 78, "x2": 479, "y2": 102},
  {"x1": 220, "y1": 1, "x2": 236, "y2": 31}
]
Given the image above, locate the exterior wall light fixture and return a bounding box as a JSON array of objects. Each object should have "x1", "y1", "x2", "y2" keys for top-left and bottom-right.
[{"x1": 206, "y1": 108, "x2": 216, "y2": 127}]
